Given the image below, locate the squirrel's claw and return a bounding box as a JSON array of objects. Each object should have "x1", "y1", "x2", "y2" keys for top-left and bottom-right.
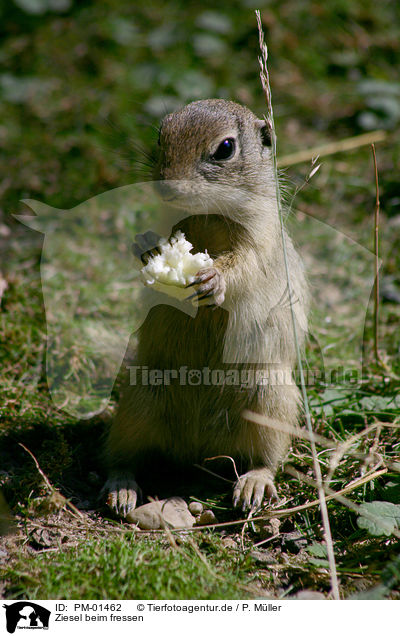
[{"x1": 185, "y1": 267, "x2": 226, "y2": 306}]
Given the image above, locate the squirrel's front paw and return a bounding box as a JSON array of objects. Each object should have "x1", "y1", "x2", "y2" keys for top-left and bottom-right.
[
  {"x1": 186, "y1": 267, "x2": 226, "y2": 306},
  {"x1": 132, "y1": 231, "x2": 161, "y2": 264}
]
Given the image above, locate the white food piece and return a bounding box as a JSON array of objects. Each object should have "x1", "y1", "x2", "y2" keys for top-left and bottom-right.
[{"x1": 140, "y1": 231, "x2": 213, "y2": 300}]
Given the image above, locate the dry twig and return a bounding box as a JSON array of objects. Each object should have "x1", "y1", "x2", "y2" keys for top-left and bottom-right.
[
  {"x1": 19, "y1": 443, "x2": 84, "y2": 520},
  {"x1": 371, "y1": 143, "x2": 382, "y2": 367},
  {"x1": 278, "y1": 130, "x2": 387, "y2": 168}
]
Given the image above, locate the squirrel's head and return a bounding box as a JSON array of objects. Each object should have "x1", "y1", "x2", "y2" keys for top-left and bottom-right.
[{"x1": 154, "y1": 99, "x2": 275, "y2": 210}]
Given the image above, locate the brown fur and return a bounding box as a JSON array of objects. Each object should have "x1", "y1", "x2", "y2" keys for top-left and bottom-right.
[{"x1": 104, "y1": 100, "x2": 309, "y2": 514}]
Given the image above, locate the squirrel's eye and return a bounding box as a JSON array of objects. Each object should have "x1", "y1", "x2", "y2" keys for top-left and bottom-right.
[{"x1": 212, "y1": 138, "x2": 235, "y2": 161}]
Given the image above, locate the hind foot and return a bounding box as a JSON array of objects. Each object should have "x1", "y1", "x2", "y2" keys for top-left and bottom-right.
[
  {"x1": 233, "y1": 468, "x2": 278, "y2": 511},
  {"x1": 103, "y1": 472, "x2": 142, "y2": 518}
]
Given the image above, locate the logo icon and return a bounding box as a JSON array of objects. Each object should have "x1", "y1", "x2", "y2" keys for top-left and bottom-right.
[{"x1": 3, "y1": 602, "x2": 50, "y2": 633}]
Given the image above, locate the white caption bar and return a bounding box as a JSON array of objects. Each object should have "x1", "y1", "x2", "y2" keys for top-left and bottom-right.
[{"x1": 1, "y1": 599, "x2": 398, "y2": 635}]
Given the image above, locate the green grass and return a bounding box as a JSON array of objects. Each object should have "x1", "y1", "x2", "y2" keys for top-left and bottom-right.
[{"x1": 4, "y1": 533, "x2": 258, "y2": 600}]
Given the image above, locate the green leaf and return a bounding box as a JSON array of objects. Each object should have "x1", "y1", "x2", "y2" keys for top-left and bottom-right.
[
  {"x1": 175, "y1": 71, "x2": 214, "y2": 100},
  {"x1": 307, "y1": 544, "x2": 329, "y2": 569},
  {"x1": 13, "y1": 0, "x2": 48, "y2": 13},
  {"x1": 0, "y1": 74, "x2": 54, "y2": 104},
  {"x1": 359, "y1": 395, "x2": 400, "y2": 413},
  {"x1": 195, "y1": 11, "x2": 232, "y2": 34},
  {"x1": 193, "y1": 34, "x2": 227, "y2": 58},
  {"x1": 307, "y1": 542, "x2": 328, "y2": 558},
  {"x1": 309, "y1": 557, "x2": 330, "y2": 568},
  {"x1": 357, "y1": 501, "x2": 400, "y2": 537},
  {"x1": 13, "y1": 0, "x2": 71, "y2": 13}
]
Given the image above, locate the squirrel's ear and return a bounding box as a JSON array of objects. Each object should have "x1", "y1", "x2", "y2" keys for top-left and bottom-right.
[{"x1": 256, "y1": 119, "x2": 272, "y2": 147}]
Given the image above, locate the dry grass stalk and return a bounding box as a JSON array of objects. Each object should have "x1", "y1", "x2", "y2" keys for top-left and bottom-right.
[
  {"x1": 253, "y1": 12, "x2": 397, "y2": 600},
  {"x1": 371, "y1": 143, "x2": 381, "y2": 367},
  {"x1": 203, "y1": 455, "x2": 240, "y2": 481},
  {"x1": 19, "y1": 443, "x2": 84, "y2": 520},
  {"x1": 278, "y1": 130, "x2": 387, "y2": 167},
  {"x1": 241, "y1": 508, "x2": 255, "y2": 552},
  {"x1": 255, "y1": 9, "x2": 339, "y2": 599},
  {"x1": 244, "y1": 409, "x2": 398, "y2": 477}
]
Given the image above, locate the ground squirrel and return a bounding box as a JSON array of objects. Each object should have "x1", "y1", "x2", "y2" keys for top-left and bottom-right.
[{"x1": 104, "y1": 99, "x2": 309, "y2": 516}]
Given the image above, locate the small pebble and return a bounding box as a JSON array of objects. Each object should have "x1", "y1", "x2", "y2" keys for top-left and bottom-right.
[
  {"x1": 292, "y1": 590, "x2": 326, "y2": 600},
  {"x1": 189, "y1": 501, "x2": 203, "y2": 515},
  {"x1": 197, "y1": 509, "x2": 218, "y2": 525},
  {"x1": 259, "y1": 517, "x2": 281, "y2": 539},
  {"x1": 126, "y1": 497, "x2": 195, "y2": 529}
]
